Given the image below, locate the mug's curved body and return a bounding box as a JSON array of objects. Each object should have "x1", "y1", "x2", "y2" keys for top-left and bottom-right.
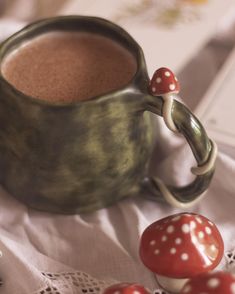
[
  {"x1": 0, "y1": 16, "x2": 155, "y2": 213},
  {"x1": 0, "y1": 86, "x2": 155, "y2": 214},
  {"x1": 0, "y1": 16, "x2": 216, "y2": 213}
]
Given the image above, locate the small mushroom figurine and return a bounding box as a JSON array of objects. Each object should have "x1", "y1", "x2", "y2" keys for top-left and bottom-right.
[
  {"x1": 139, "y1": 213, "x2": 224, "y2": 293},
  {"x1": 181, "y1": 271, "x2": 235, "y2": 294},
  {"x1": 149, "y1": 67, "x2": 180, "y2": 132},
  {"x1": 103, "y1": 283, "x2": 151, "y2": 294},
  {"x1": 150, "y1": 67, "x2": 180, "y2": 96}
]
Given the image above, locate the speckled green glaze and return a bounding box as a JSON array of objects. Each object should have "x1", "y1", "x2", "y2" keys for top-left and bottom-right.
[{"x1": 0, "y1": 16, "x2": 215, "y2": 214}]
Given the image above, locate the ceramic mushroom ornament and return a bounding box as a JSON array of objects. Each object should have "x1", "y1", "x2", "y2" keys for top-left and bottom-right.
[
  {"x1": 181, "y1": 271, "x2": 235, "y2": 294},
  {"x1": 139, "y1": 213, "x2": 224, "y2": 293},
  {"x1": 149, "y1": 67, "x2": 180, "y2": 132},
  {"x1": 103, "y1": 283, "x2": 151, "y2": 294}
]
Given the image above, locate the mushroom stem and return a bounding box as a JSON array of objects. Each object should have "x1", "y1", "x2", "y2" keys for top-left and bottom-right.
[
  {"x1": 156, "y1": 275, "x2": 188, "y2": 293},
  {"x1": 161, "y1": 93, "x2": 178, "y2": 132}
]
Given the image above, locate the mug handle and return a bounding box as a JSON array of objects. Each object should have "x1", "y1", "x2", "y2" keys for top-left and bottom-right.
[{"x1": 141, "y1": 69, "x2": 217, "y2": 208}]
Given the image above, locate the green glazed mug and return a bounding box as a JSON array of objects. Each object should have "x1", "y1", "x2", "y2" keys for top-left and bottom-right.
[{"x1": 0, "y1": 16, "x2": 216, "y2": 214}]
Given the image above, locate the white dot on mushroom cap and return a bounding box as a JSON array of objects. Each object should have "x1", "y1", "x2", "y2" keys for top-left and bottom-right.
[
  {"x1": 175, "y1": 238, "x2": 182, "y2": 245},
  {"x1": 196, "y1": 217, "x2": 203, "y2": 223},
  {"x1": 152, "y1": 86, "x2": 156, "y2": 92},
  {"x1": 175, "y1": 76, "x2": 178, "y2": 81},
  {"x1": 182, "y1": 285, "x2": 192, "y2": 293},
  {"x1": 167, "y1": 225, "x2": 175, "y2": 234},
  {"x1": 165, "y1": 71, "x2": 171, "y2": 77},
  {"x1": 205, "y1": 226, "x2": 212, "y2": 234},
  {"x1": 207, "y1": 278, "x2": 220, "y2": 288},
  {"x1": 190, "y1": 221, "x2": 197, "y2": 229},
  {"x1": 181, "y1": 253, "x2": 189, "y2": 261},
  {"x1": 231, "y1": 282, "x2": 235, "y2": 294},
  {"x1": 210, "y1": 244, "x2": 217, "y2": 252},
  {"x1": 169, "y1": 83, "x2": 175, "y2": 91},
  {"x1": 154, "y1": 249, "x2": 160, "y2": 255},
  {"x1": 208, "y1": 221, "x2": 214, "y2": 226},
  {"x1": 170, "y1": 248, "x2": 177, "y2": 254},
  {"x1": 114, "y1": 291, "x2": 121, "y2": 294},
  {"x1": 172, "y1": 215, "x2": 181, "y2": 222},
  {"x1": 198, "y1": 231, "x2": 204, "y2": 239},
  {"x1": 161, "y1": 235, "x2": 167, "y2": 242},
  {"x1": 182, "y1": 224, "x2": 190, "y2": 234},
  {"x1": 133, "y1": 291, "x2": 141, "y2": 294},
  {"x1": 150, "y1": 240, "x2": 156, "y2": 246},
  {"x1": 156, "y1": 77, "x2": 162, "y2": 83}
]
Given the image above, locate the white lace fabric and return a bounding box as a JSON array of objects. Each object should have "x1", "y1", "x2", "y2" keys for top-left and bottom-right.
[
  {"x1": 34, "y1": 271, "x2": 113, "y2": 294},
  {"x1": 23, "y1": 249, "x2": 235, "y2": 294},
  {"x1": 31, "y1": 248, "x2": 235, "y2": 294}
]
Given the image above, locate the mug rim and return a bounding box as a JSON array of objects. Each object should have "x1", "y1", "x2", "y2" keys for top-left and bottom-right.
[{"x1": 0, "y1": 15, "x2": 148, "y2": 107}]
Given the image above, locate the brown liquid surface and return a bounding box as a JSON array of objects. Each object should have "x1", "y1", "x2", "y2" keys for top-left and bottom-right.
[{"x1": 1, "y1": 31, "x2": 137, "y2": 102}]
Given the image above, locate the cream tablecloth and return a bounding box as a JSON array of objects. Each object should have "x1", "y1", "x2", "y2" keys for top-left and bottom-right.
[{"x1": 1, "y1": 1, "x2": 235, "y2": 293}]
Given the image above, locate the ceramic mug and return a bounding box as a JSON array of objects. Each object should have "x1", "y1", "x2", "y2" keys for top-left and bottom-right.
[{"x1": 0, "y1": 16, "x2": 216, "y2": 214}]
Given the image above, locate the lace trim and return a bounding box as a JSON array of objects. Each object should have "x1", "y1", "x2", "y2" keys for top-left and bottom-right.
[
  {"x1": 225, "y1": 249, "x2": 235, "y2": 268},
  {"x1": 30, "y1": 251, "x2": 232, "y2": 294},
  {"x1": 153, "y1": 289, "x2": 169, "y2": 294},
  {"x1": 33, "y1": 271, "x2": 114, "y2": 294},
  {"x1": 33, "y1": 270, "x2": 170, "y2": 294}
]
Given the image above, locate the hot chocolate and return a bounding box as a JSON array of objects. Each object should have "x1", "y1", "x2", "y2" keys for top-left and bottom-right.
[{"x1": 1, "y1": 31, "x2": 137, "y2": 102}]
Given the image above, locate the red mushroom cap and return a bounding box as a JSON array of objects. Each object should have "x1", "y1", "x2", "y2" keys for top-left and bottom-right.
[
  {"x1": 139, "y1": 213, "x2": 224, "y2": 279},
  {"x1": 181, "y1": 271, "x2": 235, "y2": 294},
  {"x1": 149, "y1": 67, "x2": 180, "y2": 96},
  {"x1": 103, "y1": 283, "x2": 151, "y2": 294}
]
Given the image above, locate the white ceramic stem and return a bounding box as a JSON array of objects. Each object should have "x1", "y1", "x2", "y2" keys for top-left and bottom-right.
[
  {"x1": 156, "y1": 275, "x2": 188, "y2": 293},
  {"x1": 191, "y1": 139, "x2": 218, "y2": 175},
  {"x1": 156, "y1": 93, "x2": 217, "y2": 207},
  {"x1": 153, "y1": 177, "x2": 206, "y2": 208},
  {"x1": 162, "y1": 93, "x2": 178, "y2": 132}
]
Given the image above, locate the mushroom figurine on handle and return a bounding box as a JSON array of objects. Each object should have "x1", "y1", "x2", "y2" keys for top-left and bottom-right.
[
  {"x1": 149, "y1": 67, "x2": 180, "y2": 132},
  {"x1": 103, "y1": 283, "x2": 151, "y2": 294},
  {"x1": 139, "y1": 213, "x2": 224, "y2": 293},
  {"x1": 181, "y1": 271, "x2": 235, "y2": 294}
]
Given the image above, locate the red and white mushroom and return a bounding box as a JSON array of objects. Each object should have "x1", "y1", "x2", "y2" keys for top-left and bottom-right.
[
  {"x1": 150, "y1": 67, "x2": 180, "y2": 96},
  {"x1": 149, "y1": 67, "x2": 180, "y2": 132},
  {"x1": 102, "y1": 283, "x2": 151, "y2": 294},
  {"x1": 181, "y1": 271, "x2": 235, "y2": 294},
  {"x1": 139, "y1": 213, "x2": 224, "y2": 293}
]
